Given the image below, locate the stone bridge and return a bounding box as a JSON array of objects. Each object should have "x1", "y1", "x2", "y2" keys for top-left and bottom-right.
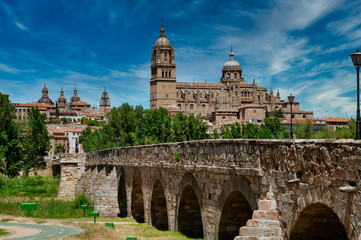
[{"x1": 59, "y1": 139, "x2": 361, "y2": 240}]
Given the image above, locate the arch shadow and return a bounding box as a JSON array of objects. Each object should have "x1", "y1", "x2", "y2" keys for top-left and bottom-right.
[
  {"x1": 150, "y1": 170, "x2": 169, "y2": 230},
  {"x1": 131, "y1": 173, "x2": 144, "y2": 223},
  {"x1": 117, "y1": 167, "x2": 127, "y2": 218},
  {"x1": 215, "y1": 175, "x2": 258, "y2": 240},
  {"x1": 176, "y1": 172, "x2": 205, "y2": 239},
  {"x1": 290, "y1": 203, "x2": 348, "y2": 240}
]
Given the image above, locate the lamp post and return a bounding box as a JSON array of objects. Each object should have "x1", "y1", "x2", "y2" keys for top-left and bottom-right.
[
  {"x1": 142, "y1": 113, "x2": 146, "y2": 145},
  {"x1": 288, "y1": 94, "x2": 295, "y2": 139},
  {"x1": 350, "y1": 49, "x2": 361, "y2": 140}
]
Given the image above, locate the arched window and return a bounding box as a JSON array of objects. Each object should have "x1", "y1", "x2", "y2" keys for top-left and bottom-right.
[
  {"x1": 202, "y1": 104, "x2": 206, "y2": 109},
  {"x1": 190, "y1": 104, "x2": 194, "y2": 110},
  {"x1": 227, "y1": 73, "x2": 230, "y2": 79},
  {"x1": 178, "y1": 104, "x2": 181, "y2": 109},
  {"x1": 169, "y1": 71, "x2": 171, "y2": 77},
  {"x1": 165, "y1": 71, "x2": 168, "y2": 77},
  {"x1": 234, "y1": 73, "x2": 237, "y2": 79},
  {"x1": 162, "y1": 71, "x2": 164, "y2": 77}
]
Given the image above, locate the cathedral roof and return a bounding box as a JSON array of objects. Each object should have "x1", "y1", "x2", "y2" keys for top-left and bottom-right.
[
  {"x1": 223, "y1": 50, "x2": 241, "y2": 68},
  {"x1": 155, "y1": 20, "x2": 171, "y2": 48}
]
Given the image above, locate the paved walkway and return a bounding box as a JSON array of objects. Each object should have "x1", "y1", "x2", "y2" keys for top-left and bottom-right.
[{"x1": 0, "y1": 223, "x2": 84, "y2": 240}]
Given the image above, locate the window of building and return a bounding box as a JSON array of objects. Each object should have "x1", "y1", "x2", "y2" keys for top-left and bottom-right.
[
  {"x1": 190, "y1": 104, "x2": 194, "y2": 110},
  {"x1": 169, "y1": 71, "x2": 171, "y2": 77},
  {"x1": 227, "y1": 73, "x2": 230, "y2": 79},
  {"x1": 162, "y1": 71, "x2": 164, "y2": 77},
  {"x1": 202, "y1": 104, "x2": 206, "y2": 109},
  {"x1": 165, "y1": 71, "x2": 168, "y2": 77},
  {"x1": 178, "y1": 104, "x2": 181, "y2": 109},
  {"x1": 234, "y1": 73, "x2": 237, "y2": 79},
  {"x1": 166, "y1": 94, "x2": 169, "y2": 98}
]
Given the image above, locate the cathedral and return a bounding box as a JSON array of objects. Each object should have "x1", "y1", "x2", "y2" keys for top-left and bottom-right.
[
  {"x1": 150, "y1": 22, "x2": 313, "y2": 124},
  {"x1": 37, "y1": 84, "x2": 111, "y2": 113}
]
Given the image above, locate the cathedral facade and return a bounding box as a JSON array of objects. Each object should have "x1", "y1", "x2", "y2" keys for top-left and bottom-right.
[{"x1": 150, "y1": 23, "x2": 313, "y2": 124}]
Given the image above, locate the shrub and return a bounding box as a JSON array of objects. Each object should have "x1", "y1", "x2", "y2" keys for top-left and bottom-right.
[
  {"x1": 174, "y1": 150, "x2": 180, "y2": 163},
  {"x1": 74, "y1": 192, "x2": 92, "y2": 209}
]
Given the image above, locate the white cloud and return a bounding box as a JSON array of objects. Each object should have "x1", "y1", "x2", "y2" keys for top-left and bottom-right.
[{"x1": 15, "y1": 21, "x2": 29, "y2": 31}]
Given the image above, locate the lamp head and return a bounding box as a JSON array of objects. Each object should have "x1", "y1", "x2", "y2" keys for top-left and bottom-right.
[
  {"x1": 288, "y1": 94, "x2": 295, "y2": 104},
  {"x1": 350, "y1": 49, "x2": 361, "y2": 67}
]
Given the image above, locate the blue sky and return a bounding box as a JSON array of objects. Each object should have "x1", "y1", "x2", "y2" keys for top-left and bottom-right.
[{"x1": 1, "y1": 0, "x2": 361, "y2": 118}]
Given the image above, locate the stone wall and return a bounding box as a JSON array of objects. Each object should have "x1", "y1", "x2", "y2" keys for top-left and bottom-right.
[
  {"x1": 58, "y1": 153, "x2": 86, "y2": 199},
  {"x1": 63, "y1": 139, "x2": 361, "y2": 240}
]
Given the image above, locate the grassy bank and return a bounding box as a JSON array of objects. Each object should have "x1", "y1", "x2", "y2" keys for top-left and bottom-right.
[
  {"x1": 0, "y1": 197, "x2": 93, "y2": 219},
  {"x1": 52, "y1": 222, "x2": 205, "y2": 240},
  {"x1": 0, "y1": 175, "x2": 59, "y2": 198}
]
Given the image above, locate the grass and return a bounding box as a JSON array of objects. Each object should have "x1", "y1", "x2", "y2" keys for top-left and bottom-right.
[
  {"x1": 0, "y1": 175, "x2": 59, "y2": 198},
  {"x1": 0, "y1": 197, "x2": 94, "y2": 219},
  {"x1": 51, "y1": 222, "x2": 205, "y2": 240},
  {"x1": 0, "y1": 228, "x2": 10, "y2": 237}
]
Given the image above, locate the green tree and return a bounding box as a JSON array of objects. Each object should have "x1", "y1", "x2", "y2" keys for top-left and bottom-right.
[
  {"x1": 213, "y1": 129, "x2": 220, "y2": 139},
  {"x1": 241, "y1": 123, "x2": 259, "y2": 139},
  {"x1": 0, "y1": 94, "x2": 24, "y2": 177},
  {"x1": 23, "y1": 107, "x2": 50, "y2": 176},
  {"x1": 273, "y1": 108, "x2": 285, "y2": 118},
  {"x1": 294, "y1": 120, "x2": 314, "y2": 139}
]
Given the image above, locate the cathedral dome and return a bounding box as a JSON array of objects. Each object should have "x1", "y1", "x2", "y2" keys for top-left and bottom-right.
[
  {"x1": 37, "y1": 84, "x2": 54, "y2": 105},
  {"x1": 154, "y1": 20, "x2": 171, "y2": 48},
  {"x1": 155, "y1": 37, "x2": 170, "y2": 47},
  {"x1": 223, "y1": 51, "x2": 241, "y2": 67}
]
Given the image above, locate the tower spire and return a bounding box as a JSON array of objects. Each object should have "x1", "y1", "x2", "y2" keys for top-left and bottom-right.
[{"x1": 159, "y1": 18, "x2": 166, "y2": 37}]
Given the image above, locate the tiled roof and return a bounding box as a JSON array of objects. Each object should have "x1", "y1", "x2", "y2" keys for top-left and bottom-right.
[
  {"x1": 70, "y1": 100, "x2": 90, "y2": 106},
  {"x1": 48, "y1": 128, "x2": 65, "y2": 134},
  {"x1": 238, "y1": 104, "x2": 264, "y2": 109},
  {"x1": 177, "y1": 82, "x2": 225, "y2": 88},
  {"x1": 15, "y1": 103, "x2": 55, "y2": 108},
  {"x1": 325, "y1": 117, "x2": 350, "y2": 123}
]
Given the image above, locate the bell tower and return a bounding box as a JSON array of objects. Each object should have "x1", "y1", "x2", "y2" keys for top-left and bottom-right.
[{"x1": 150, "y1": 20, "x2": 177, "y2": 109}]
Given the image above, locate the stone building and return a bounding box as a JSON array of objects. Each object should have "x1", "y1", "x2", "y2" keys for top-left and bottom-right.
[
  {"x1": 150, "y1": 22, "x2": 313, "y2": 124},
  {"x1": 99, "y1": 89, "x2": 111, "y2": 112},
  {"x1": 56, "y1": 86, "x2": 111, "y2": 113},
  {"x1": 37, "y1": 83, "x2": 54, "y2": 105}
]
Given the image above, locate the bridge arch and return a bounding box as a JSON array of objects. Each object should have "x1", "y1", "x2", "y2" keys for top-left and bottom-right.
[
  {"x1": 290, "y1": 203, "x2": 348, "y2": 240},
  {"x1": 117, "y1": 167, "x2": 127, "y2": 218},
  {"x1": 176, "y1": 172, "x2": 204, "y2": 239},
  {"x1": 216, "y1": 175, "x2": 257, "y2": 240},
  {"x1": 288, "y1": 189, "x2": 357, "y2": 240},
  {"x1": 131, "y1": 169, "x2": 144, "y2": 223},
  {"x1": 150, "y1": 170, "x2": 169, "y2": 230}
]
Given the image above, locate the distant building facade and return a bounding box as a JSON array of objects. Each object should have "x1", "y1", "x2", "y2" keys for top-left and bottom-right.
[{"x1": 150, "y1": 22, "x2": 313, "y2": 124}]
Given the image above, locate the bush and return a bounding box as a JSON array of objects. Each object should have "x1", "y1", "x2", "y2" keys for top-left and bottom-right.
[
  {"x1": 0, "y1": 177, "x2": 5, "y2": 189},
  {"x1": 74, "y1": 192, "x2": 92, "y2": 209},
  {"x1": 174, "y1": 150, "x2": 180, "y2": 163}
]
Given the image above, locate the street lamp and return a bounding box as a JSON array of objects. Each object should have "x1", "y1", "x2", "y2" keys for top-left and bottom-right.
[
  {"x1": 350, "y1": 49, "x2": 361, "y2": 140},
  {"x1": 288, "y1": 94, "x2": 295, "y2": 139},
  {"x1": 142, "y1": 113, "x2": 146, "y2": 145}
]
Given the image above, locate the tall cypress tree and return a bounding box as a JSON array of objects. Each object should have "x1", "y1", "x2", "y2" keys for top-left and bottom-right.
[
  {"x1": 0, "y1": 94, "x2": 24, "y2": 177},
  {"x1": 23, "y1": 107, "x2": 50, "y2": 176}
]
